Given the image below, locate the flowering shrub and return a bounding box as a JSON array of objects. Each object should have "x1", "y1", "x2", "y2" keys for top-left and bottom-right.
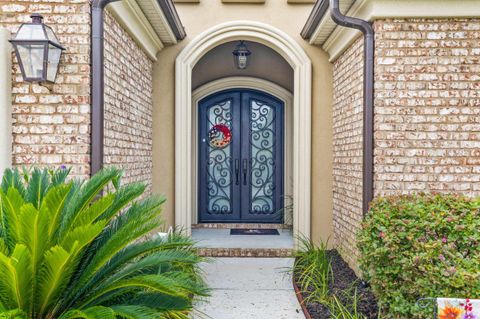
[{"x1": 357, "y1": 194, "x2": 480, "y2": 318}]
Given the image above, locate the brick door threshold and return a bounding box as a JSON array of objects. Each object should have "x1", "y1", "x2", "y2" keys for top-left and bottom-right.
[
  {"x1": 192, "y1": 223, "x2": 292, "y2": 229},
  {"x1": 197, "y1": 247, "x2": 294, "y2": 257}
]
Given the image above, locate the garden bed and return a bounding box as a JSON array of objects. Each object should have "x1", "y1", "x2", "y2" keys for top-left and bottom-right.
[{"x1": 293, "y1": 250, "x2": 379, "y2": 319}]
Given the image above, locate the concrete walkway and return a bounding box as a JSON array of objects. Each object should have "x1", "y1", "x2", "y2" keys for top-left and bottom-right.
[{"x1": 192, "y1": 258, "x2": 305, "y2": 319}]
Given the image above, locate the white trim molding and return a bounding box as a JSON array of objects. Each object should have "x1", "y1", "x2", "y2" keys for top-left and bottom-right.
[
  {"x1": 175, "y1": 21, "x2": 312, "y2": 246},
  {"x1": 310, "y1": 0, "x2": 480, "y2": 61},
  {"x1": 192, "y1": 77, "x2": 294, "y2": 225},
  {"x1": 0, "y1": 28, "x2": 12, "y2": 173},
  {"x1": 107, "y1": 0, "x2": 180, "y2": 60},
  {"x1": 108, "y1": 0, "x2": 164, "y2": 60}
]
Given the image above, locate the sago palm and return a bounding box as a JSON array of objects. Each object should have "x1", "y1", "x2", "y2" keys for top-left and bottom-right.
[{"x1": 0, "y1": 167, "x2": 208, "y2": 319}]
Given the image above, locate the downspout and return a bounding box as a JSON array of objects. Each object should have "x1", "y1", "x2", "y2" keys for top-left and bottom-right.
[
  {"x1": 90, "y1": 0, "x2": 185, "y2": 176},
  {"x1": 91, "y1": 0, "x2": 120, "y2": 176},
  {"x1": 329, "y1": 0, "x2": 374, "y2": 216}
]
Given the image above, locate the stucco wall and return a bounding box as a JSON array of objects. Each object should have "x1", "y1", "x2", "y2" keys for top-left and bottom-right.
[
  {"x1": 152, "y1": 0, "x2": 333, "y2": 242},
  {"x1": 104, "y1": 10, "x2": 154, "y2": 193},
  {"x1": 192, "y1": 41, "x2": 294, "y2": 92},
  {"x1": 1, "y1": 0, "x2": 91, "y2": 177}
]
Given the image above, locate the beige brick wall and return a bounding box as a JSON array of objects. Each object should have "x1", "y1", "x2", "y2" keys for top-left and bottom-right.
[
  {"x1": 103, "y1": 10, "x2": 154, "y2": 192},
  {"x1": 332, "y1": 37, "x2": 364, "y2": 268},
  {"x1": 374, "y1": 18, "x2": 480, "y2": 196},
  {"x1": 0, "y1": 0, "x2": 91, "y2": 177},
  {"x1": 332, "y1": 18, "x2": 480, "y2": 270}
]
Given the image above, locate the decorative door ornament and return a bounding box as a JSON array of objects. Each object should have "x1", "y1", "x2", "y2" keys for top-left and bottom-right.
[{"x1": 208, "y1": 124, "x2": 232, "y2": 149}]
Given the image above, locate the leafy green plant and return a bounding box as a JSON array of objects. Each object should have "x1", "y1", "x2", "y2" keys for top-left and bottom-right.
[
  {"x1": 328, "y1": 291, "x2": 367, "y2": 319},
  {"x1": 0, "y1": 167, "x2": 208, "y2": 319},
  {"x1": 358, "y1": 194, "x2": 480, "y2": 318},
  {"x1": 294, "y1": 237, "x2": 332, "y2": 302}
]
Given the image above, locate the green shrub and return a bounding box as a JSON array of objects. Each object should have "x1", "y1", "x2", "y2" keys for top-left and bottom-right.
[
  {"x1": 294, "y1": 237, "x2": 332, "y2": 302},
  {"x1": 358, "y1": 194, "x2": 480, "y2": 318},
  {"x1": 0, "y1": 167, "x2": 208, "y2": 319}
]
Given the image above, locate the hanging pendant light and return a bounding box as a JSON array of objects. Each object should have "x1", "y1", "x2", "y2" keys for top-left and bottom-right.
[{"x1": 232, "y1": 41, "x2": 251, "y2": 70}]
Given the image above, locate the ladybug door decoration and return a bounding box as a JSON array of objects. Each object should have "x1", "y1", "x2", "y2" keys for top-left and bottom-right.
[{"x1": 208, "y1": 124, "x2": 232, "y2": 149}]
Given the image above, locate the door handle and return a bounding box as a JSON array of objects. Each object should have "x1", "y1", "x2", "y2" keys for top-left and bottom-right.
[
  {"x1": 243, "y1": 159, "x2": 247, "y2": 185},
  {"x1": 235, "y1": 159, "x2": 240, "y2": 185}
]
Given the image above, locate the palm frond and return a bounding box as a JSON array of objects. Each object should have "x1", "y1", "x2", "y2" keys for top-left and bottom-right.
[
  {"x1": 1, "y1": 169, "x2": 25, "y2": 197},
  {"x1": 40, "y1": 184, "x2": 73, "y2": 241},
  {"x1": 73, "y1": 197, "x2": 165, "y2": 290},
  {"x1": 58, "y1": 306, "x2": 115, "y2": 319},
  {"x1": 60, "y1": 222, "x2": 107, "y2": 253},
  {"x1": 50, "y1": 167, "x2": 71, "y2": 186},
  {"x1": 36, "y1": 245, "x2": 76, "y2": 317},
  {"x1": 58, "y1": 167, "x2": 121, "y2": 239},
  {"x1": 25, "y1": 168, "x2": 50, "y2": 209},
  {"x1": 0, "y1": 188, "x2": 26, "y2": 250},
  {"x1": 0, "y1": 245, "x2": 32, "y2": 310},
  {"x1": 97, "y1": 183, "x2": 145, "y2": 222},
  {"x1": 78, "y1": 274, "x2": 191, "y2": 308},
  {"x1": 72, "y1": 194, "x2": 114, "y2": 228},
  {"x1": 109, "y1": 305, "x2": 160, "y2": 319}
]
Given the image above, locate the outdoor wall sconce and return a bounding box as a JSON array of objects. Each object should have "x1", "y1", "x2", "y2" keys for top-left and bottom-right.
[
  {"x1": 232, "y1": 41, "x2": 251, "y2": 70},
  {"x1": 9, "y1": 13, "x2": 65, "y2": 83}
]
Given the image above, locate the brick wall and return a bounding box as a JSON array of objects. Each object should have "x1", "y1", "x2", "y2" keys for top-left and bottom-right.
[
  {"x1": 1, "y1": 0, "x2": 91, "y2": 177},
  {"x1": 332, "y1": 37, "x2": 364, "y2": 268},
  {"x1": 332, "y1": 18, "x2": 480, "y2": 270},
  {"x1": 103, "y1": 10, "x2": 154, "y2": 192},
  {"x1": 374, "y1": 18, "x2": 480, "y2": 196}
]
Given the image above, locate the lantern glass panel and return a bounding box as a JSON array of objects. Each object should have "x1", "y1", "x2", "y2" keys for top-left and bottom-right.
[
  {"x1": 44, "y1": 25, "x2": 60, "y2": 43},
  {"x1": 47, "y1": 44, "x2": 62, "y2": 82},
  {"x1": 14, "y1": 24, "x2": 46, "y2": 41},
  {"x1": 16, "y1": 43, "x2": 45, "y2": 79}
]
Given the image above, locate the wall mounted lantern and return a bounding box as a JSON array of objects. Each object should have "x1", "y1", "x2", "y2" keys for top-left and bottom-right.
[
  {"x1": 9, "y1": 14, "x2": 65, "y2": 83},
  {"x1": 232, "y1": 41, "x2": 251, "y2": 70}
]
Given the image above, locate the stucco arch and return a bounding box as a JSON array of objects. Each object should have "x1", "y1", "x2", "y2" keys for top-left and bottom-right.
[{"x1": 175, "y1": 20, "x2": 312, "y2": 244}]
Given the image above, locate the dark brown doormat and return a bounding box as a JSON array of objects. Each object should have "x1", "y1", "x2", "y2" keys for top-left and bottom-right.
[{"x1": 230, "y1": 229, "x2": 280, "y2": 235}]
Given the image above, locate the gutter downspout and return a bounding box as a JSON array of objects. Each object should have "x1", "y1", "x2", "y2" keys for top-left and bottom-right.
[
  {"x1": 329, "y1": 0, "x2": 374, "y2": 216},
  {"x1": 91, "y1": 0, "x2": 186, "y2": 176},
  {"x1": 91, "y1": 0, "x2": 120, "y2": 176}
]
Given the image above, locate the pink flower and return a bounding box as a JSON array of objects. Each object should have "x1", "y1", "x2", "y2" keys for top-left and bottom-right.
[
  {"x1": 463, "y1": 313, "x2": 477, "y2": 319},
  {"x1": 442, "y1": 237, "x2": 448, "y2": 243},
  {"x1": 379, "y1": 232, "x2": 386, "y2": 239},
  {"x1": 439, "y1": 254, "x2": 446, "y2": 262}
]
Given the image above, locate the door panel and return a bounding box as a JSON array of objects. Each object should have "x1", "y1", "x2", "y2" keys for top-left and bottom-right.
[
  {"x1": 198, "y1": 92, "x2": 241, "y2": 221},
  {"x1": 241, "y1": 92, "x2": 284, "y2": 222},
  {"x1": 199, "y1": 89, "x2": 284, "y2": 223}
]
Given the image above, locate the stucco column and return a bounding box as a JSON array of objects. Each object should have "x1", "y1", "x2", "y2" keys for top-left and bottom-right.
[{"x1": 0, "y1": 28, "x2": 12, "y2": 173}]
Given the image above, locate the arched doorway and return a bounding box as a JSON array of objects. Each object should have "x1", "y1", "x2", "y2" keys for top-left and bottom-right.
[{"x1": 175, "y1": 21, "x2": 312, "y2": 245}]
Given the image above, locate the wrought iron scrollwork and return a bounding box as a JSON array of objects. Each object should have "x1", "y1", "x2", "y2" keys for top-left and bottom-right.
[
  {"x1": 206, "y1": 100, "x2": 233, "y2": 214},
  {"x1": 249, "y1": 99, "x2": 276, "y2": 214}
]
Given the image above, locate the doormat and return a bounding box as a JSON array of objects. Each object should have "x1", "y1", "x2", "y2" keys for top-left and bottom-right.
[{"x1": 230, "y1": 229, "x2": 280, "y2": 235}]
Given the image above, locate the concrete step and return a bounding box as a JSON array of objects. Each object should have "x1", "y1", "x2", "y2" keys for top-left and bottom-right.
[{"x1": 192, "y1": 228, "x2": 295, "y2": 257}]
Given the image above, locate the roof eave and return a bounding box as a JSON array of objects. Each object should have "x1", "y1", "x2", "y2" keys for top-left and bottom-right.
[
  {"x1": 301, "y1": 0, "x2": 329, "y2": 40},
  {"x1": 157, "y1": 0, "x2": 186, "y2": 41}
]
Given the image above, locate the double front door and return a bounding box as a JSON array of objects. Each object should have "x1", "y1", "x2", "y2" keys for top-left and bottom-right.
[{"x1": 198, "y1": 89, "x2": 284, "y2": 223}]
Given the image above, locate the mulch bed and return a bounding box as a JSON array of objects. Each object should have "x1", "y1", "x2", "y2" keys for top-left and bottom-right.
[{"x1": 294, "y1": 250, "x2": 379, "y2": 319}]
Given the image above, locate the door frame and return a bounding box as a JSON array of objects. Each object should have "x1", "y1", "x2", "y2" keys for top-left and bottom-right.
[
  {"x1": 192, "y1": 77, "x2": 293, "y2": 224},
  {"x1": 175, "y1": 21, "x2": 312, "y2": 246}
]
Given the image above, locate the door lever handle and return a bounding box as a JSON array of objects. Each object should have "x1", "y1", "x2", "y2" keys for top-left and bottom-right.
[
  {"x1": 235, "y1": 159, "x2": 239, "y2": 185},
  {"x1": 243, "y1": 159, "x2": 247, "y2": 185}
]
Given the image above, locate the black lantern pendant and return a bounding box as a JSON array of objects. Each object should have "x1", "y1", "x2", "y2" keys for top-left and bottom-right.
[
  {"x1": 10, "y1": 14, "x2": 65, "y2": 83},
  {"x1": 232, "y1": 41, "x2": 251, "y2": 70}
]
